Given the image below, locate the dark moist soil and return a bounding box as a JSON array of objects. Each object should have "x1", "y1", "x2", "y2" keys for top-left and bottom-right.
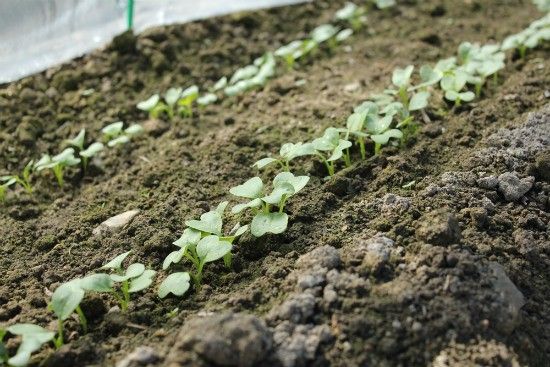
[{"x1": 1, "y1": 0, "x2": 549, "y2": 366}]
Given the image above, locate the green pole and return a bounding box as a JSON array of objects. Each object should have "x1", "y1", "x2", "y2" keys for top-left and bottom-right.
[{"x1": 127, "y1": 0, "x2": 134, "y2": 30}]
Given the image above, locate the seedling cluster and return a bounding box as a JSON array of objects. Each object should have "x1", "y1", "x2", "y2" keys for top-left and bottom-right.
[{"x1": 1, "y1": 122, "x2": 143, "y2": 202}]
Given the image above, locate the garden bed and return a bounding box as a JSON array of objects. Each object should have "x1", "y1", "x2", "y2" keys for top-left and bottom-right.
[{"x1": 0, "y1": 0, "x2": 549, "y2": 366}]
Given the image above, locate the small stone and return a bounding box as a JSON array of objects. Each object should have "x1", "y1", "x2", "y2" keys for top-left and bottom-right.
[
  {"x1": 497, "y1": 172, "x2": 534, "y2": 201},
  {"x1": 344, "y1": 82, "x2": 361, "y2": 92},
  {"x1": 92, "y1": 210, "x2": 140, "y2": 236},
  {"x1": 116, "y1": 346, "x2": 159, "y2": 367},
  {"x1": 488, "y1": 262, "x2": 525, "y2": 334}
]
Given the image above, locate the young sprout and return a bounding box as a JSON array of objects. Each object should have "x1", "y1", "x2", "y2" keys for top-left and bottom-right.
[
  {"x1": 164, "y1": 87, "x2": 183, "y2": 118},
  {"x1": 440, "y1": 70, "x2": 475, "y2": 106},
  {"x1": 197, "y1": 93, "x2": 218, "y2": 107},
  {"x1": 65, "y1": 129, "x2": 86, "y2": 151},
  {"x1": 137, "y1": 94, "x2": 165, "y2": 119},
  {"x1": 339, "y1": 111, "x2": 369, "y2": 159},
  {"x1": 178, "y1": 86, "x2": 199, "y2": 117},
  {"x1": 365, "y1": 114, "x2": 402, "y2": 155},
  {"x1": 0, "y1": 160, "x2": 34, "y2": 199},
  {"x1": 501, "y1": 14, "x2": 550, "y2": 58},
  {"x1": 335, "y1": 2, "x2": 367, "y2": 30},
  {"x1": 311, "y1": 24, "x2": 339, "y2": 49},
  {"x1": 159, "y1": 234, "x2": 232, "y2": 292},
  {"x1": 101, "y1": 251, "x2": 156, "y2": 312},
  {"x1": 79, "y1": 142, "x2": 104, "y2": 171},
  {"x1": 34, "y1": 148, "x2": 81, "y2": 187},
  {"x1": 336, "y1": 28, "x2": 354, "y2": 43},
  {"x1": 390, "y1": 65, "x2": 414, "y2": 106},
  {"x1": 275, "y1": 40, "x2": 305, "y2": 69},
  {"x1": 0, "y1": 324, "x2": 55, "y2": 367},
  {"x1": 210, "y1": 76, "x2": 228, "y2": 92},
  {"x1": 408, "y1": 65, "x2": 443, "y2": 91},
  {"x1": 253, "y1": 142, "x2": 316, "y2": 171},
  {"x1": 311, "y1": 127, "x2": 353, "y2": 176},
  {"x1": 101, "y1": 122, "x2": 143, "y2": 147},
  {"x1": 184, "y1": 201, "x2": 247, "y2": 267},
  {"x1": 50, "y1": 274, "x2": 113, "y2": 347},
  {"x1": 230, "y1": 172, "x2": 309, "y2": 237}
]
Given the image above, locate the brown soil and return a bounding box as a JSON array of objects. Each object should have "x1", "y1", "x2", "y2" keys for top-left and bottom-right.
[{"x1": 0, "y1": 0, "x2": 549, "y2": 366}]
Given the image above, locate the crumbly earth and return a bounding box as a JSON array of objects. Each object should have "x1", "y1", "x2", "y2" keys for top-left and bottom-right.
[{"x1": 0, "y1": 0, "x2": 549, "y2": 366}]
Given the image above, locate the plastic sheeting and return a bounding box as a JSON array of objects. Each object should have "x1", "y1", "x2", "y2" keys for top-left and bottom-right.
[{"x1": 0, "y1": 0, "x2": 307, "y2": 83}]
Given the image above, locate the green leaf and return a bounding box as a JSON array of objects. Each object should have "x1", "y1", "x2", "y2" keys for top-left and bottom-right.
[
  {"x1": 102, "y1": 251, "x2": 131, "y2": 270},
  {"x1": 273, "y1": 172, "x2": 310, "y2": 194},
  {"x1": 196, "y1": 236, "x2": 232, "y2": 263},
  {"x1": 80, "y1": 142, "x2": 104, "y2": 158},
  {"x1": 137, "y1": 94, "x2": 160, "y2": 111},
  {"x1": 197, "y1": 93, "x2": 218, "y2": 106},
  {"x1": 231, "y1": 198, "x2": 263, "y2": 214},
  {"x1": 52, "y1": 148, "x2": 81, "y2": 167},
  {"x1": 262, "y1": 183, "x2": 295, "y2": 205},
  {"x1": 212, "y1": 77, "x2": 228, "y2": 92},
  {"x1": 165, "y1": 88, "x2": 182, "y2": 106},
  {"x1": 185, "y1": 209, "x2": 223, "y2": 236},
  {"x1": 125, "y1": 124, "x2": 144, "y2": 136},
  {"x1": 66, "y1": 129, "x2": 85, "y2": 150},
  {"x1": 251, "y1": 213, "x2": 289, "y2": 237},
  {"x1": 375, "y1": 0, "x2": 396, "y2": 9},
  {"x1": 158, "y1": 272, "x2": 191, "y2": 298},
  {"x1": 346, "y1": 111, "x2": 367, "y2": 132},
  {"x1": 51, "y1": 281, "x2": 85, "y2": 320},
  {"x1": 173, "y1": 228, "x2": 201, "y2": 248},
  {"x1": 6, "y1": 324, "x2": 54, "y2": 341},
  {"x1": 312, "y1": 127, "x2": 340, "y2": 151},
  {"x1": 328, "y1": 139, "x2": 353, "y2": 162},
  {"x1": 336, "y1": 28, "x2": 354, "y2": 42},
  {"x1": 365, "y1": 115, "x2": 393, "y2": 135},
  {"x1": 129, "y1": 270, "x2": 156, "y2": 293},
  {"x1": 231, "y1": 223, "x2": 249, "y2": 237},
  {"x1": 107, "y1": 135, "x2": 130, "y2": 147},
  {"x1": 280, "y1": 142, "x2": 317, "y2": 161},
  {"x1": 371, "y1": 129, "x2": 403, "y2": 145},
  {"x1": 181, "y1": 85, "x2": 199, "y2": 100},
  {"x1": 102, "y1": 121, "x2": 124, "y2": 137},
  {"x1": 252, "y1": 157, "x2": 278, "y2": 169},
  {"x1": 163, "y1": 249, "x2": 185, "y2": 270},
  {"x1": 460, "y1": 91, "x2": 476, "y2": 102},
  {"x1": 6, "y1": 325, "x2": 55, "y2": 367},
  {"x1": 110, "y1": 263, "x2": 145, "y2": 282},
  {"x1": 392, "y1": 65, "x2": 414, "y2": 88},
  {"x1": 354, "y1": 101, "x2": 379, "y2": 115},
  {"x1": 229, "y1": 65, "x2": 259, "y2": 85},
  {"x1": 409, "y1": 91, "x2": 430, "y2": 111},
  {"x1": 229, "y1": 177, "x2": 264, "y2": 199},
  {"x1": 311, "y1": 24, "x2": 339, "y2": 43},
  {"x1": 78, "y1": 274, "x2": 113, "y2": 292},
  {"x1": 275, "y1": 40, "x2": 302, "y2": 58},
  {"x1": 335, "y1": 2, "x2": 358, "y2": 20}
]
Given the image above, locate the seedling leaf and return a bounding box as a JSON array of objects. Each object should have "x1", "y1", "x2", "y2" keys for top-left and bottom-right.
[
  {"x1": 196, "y1": 236, "x2": 232, "y2": 263},
  {"x1": 102, "y1": 251, "x2": 131, "y2": 270},
  {"x1": 229, "y1": 177, "x2": 264, "y2": 199},
  {"x1": 129, "y1": 270, "x2": 156, "y2": 293},
  {"x1": 158, "y1": 272, "x2": 191, "y2": 298},
  {"x1": 251, "y1": 212, "x2": 288, "y2": 237}
]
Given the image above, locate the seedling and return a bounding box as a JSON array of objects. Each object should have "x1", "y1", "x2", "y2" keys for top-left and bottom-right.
[
  {"x1": 210, "y1": 77, "x2": 227, "y2": 92},
  {"x1": 335, "y1": 2, "x2": 367, "y2": 30},
  {"x1": 225, "y1": 53, "x2": 276, "y2": 95},
  {"x1": 79, "y1": 142, "x2": 104, "y2": 171},
  {"x1": 0, "y1": 324, "x2": 55, "y2": 367},
  {"x1": 178, "y1": 86, "x2": 199, "y2": 117},
  {"x1": 390, "y1": 65, "x2": 414, "y2": 106},
  {"x1": 197, "y1": 93, "x2": 218, "y2": 107},
  {"x1": 230, "y1": 172, "x2": 309, "y2": 237},
  {"x1": 101, "y1": 251, "x2": 156, "y2": 311},
  {"x1": 364, "y1": 113, "x2": 402, "y2": 155},
  {"x1": 101, "y1": 122, "x2": 144, "y2": 147},
  {"x1": 0, "y1": 160, "x2": 34, "y2": 200},
  {"x1": 34, "y1": 148, "x2": 81, "y2": 187},
  {"x1": 65, "y1": 129, "x2": 86, "y2": 151},
  {"x1": 339, "y1": 111, "x2": 369, "y2": 159},
  {"x1": 50, "y1": 273, "x2": 113, "y2": 347},
  {"x1": 440, "y1": 70, "x2": 475, "y2": 106},
  {"x1": 311, "y1": 24, "x2": 339, "y2": 50},
  {"x1": 311, "y1": 127, "x2": 353, "y2": 175},
  {"x1": 253, "y1": 142, "x2": 316, "y2": 171},
  {"x1": 336, "y1": 28, "x2": 354, "y2": 43},
  {"x1": 501, "y1": 14, "x2": 550, "y2": 58},
  {"x1": 137, "y1": 94, "x2": 164, "y2": 119}
]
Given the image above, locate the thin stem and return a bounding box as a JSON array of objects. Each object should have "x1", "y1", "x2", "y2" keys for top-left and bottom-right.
[
  {"x1": 55, "y1": 320, "x2": 64, "y2": 348},
  {"x1": 121, "y1": 281, "x2": 130, "y2": 311},
  {"x1": 75, "y1": 306, "x2": 88, "y2": 333},
  {"x1": 278, "y1": 195, "x2": 288, "y2": 213},
  {"x1": 359, "y1": 139, "x2": 366, "y2": 160},
  {"x1": 343, "y1": 149, "x2": 351, "y2": 167},
  {"x1": 53, "y1": 165, "x2": 64, "y2": 187},
  {"x1": 374, "y1": 143, "x2": 381, "y2": 156},
  {"x1": 398, "y1": 87, "x2": 409, "y2": 107},
  {"x1": 519, "y1": 46, "x2": 526, "y2": 59}
]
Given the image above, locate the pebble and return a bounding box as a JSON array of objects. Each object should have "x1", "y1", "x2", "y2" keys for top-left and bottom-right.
[{"x1": 92, "y1": 209, "x2": 140, "y2": 236}]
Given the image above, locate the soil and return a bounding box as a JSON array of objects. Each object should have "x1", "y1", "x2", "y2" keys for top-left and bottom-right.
[{"x1": 1, "y1": 0, "x2": 549, "y2": 366}]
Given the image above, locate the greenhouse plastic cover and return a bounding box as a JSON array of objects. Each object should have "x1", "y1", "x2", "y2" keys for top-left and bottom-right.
[{"x1": 0, "y1": 0, "x2": 307, "y2": 83}]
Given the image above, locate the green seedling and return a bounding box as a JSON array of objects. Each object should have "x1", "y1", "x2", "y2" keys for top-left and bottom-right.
[
  {"x1": 210, "y1": 77, "x2": 227, "y2": 92},
  {"x1": 274, "y1": 40, "x2": 316, "y2": 69},
  {"x1": 183, "y1": 201, "x2": 247, "y2": 267},
  {"x1": 335, "y1": 2, "x2": 367, "y2": 30},
  {"x1": 34, "y1": 148, "x2": 80, "y2": 187},
  {"x1": 253, "y1": 142, "x2": 316, "y2": 171},
  {"x1": 458, "y1": 42, "x2": 505, "y2": 95},
  {"x1": 0, "y1": 160, "x2": 34, "y2": 200},
  {"x1": 101, "y1": 122, "x2": 143, "y2": 147},
  {"x1": 101, "y1": 251, "x2": 156, "y2": 312},
  {"x1": 311, "y1": 127, "x2": 353, "y2": 175},
  {"x1": 311, "y1": 24, "x2": 339, "y2": 49},
  {"x1": 336, "y1": 28, "x2": 354, "y2": 42},
  {"x1": 365, "y1": 113, "x2": 402, "y2": 155},
  {"x1": 230, "y1": 172, "x2": 309, "y2": 237},
  {"x1": 501, "y1": 14, "x2": 550, "y2": 58},
  {"x1": 79, "y1": 142, "x2": 104, "y2": 171},
  {"x1": 197, "y1": 93, "x2": 218, "y2": 107},
  {"x1": 0, "y1": 324, "x2": 55, "y2": 367},
  {"x1": 408, "y1": 65, "x2": 443, "y2": 91},
  {"x1": 390, "y1": 65, "x2": 414, "y2": 106},
  {"x1": 65, "y1": 129, "x2": 86, "y2": 151},
  {"x1": 137, "y1": 94, "x2": 165, "y2": 119},
  {"x1": 374, "y1": 0, "x2": 396, "y2": 9},
  {"x1": 50, "y1": 273, "x2": 113, "y2": 347},
  {"x1": 225, "y1": 53, "x2": 276, "y2": 96},
  {"x1": 440, "y1": 70, "x2": 475, "y2": 106},
  {"x1": 178, "y1": 86, "x2": 199, "y2": 117},
  {"x1": 159, "y1": 234, "x2": 232, "y2": 292},
  {"x1": 338, "y1": 111, "x2": 369, "y2": 159}
]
